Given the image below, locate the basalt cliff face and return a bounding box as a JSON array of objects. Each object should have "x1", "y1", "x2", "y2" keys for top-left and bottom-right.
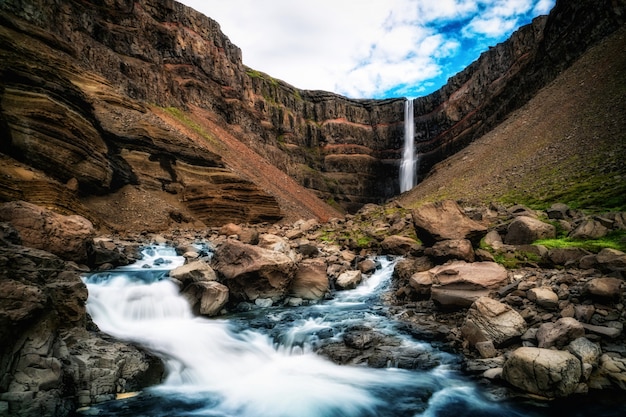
[{"x1": 0, "y1": 0, "x2": 625, "y2": 228}]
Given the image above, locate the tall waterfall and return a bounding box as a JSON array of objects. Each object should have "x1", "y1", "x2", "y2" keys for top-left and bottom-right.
[{"x1": 399, "y1": 98, "x2": 416, "y2": 193}]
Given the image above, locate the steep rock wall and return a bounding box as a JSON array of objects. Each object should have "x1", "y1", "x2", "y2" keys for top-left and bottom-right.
[{"x1": 1, "y1": 0, "x2": 625, "y2": 217}]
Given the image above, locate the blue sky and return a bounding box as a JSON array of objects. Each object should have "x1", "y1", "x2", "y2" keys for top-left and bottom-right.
[{"x1": 178, "y1": 0, "x2": 555, "y2": 99}]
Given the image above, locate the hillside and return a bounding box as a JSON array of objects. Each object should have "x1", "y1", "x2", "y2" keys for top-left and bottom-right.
[{"x1": 399, "y1": 24, "x2": 626, "y2": 212}]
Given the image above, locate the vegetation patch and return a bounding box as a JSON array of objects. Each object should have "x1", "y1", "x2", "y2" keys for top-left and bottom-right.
[
  {"x1": 535, "y1": 230, "x2": 626, "y2": 253},
  {"x1": 162, "y1": 107, "x2": 221, "y2": 148}
]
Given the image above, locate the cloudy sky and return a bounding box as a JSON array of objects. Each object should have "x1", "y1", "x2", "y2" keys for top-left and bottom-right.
[{"x1": 178, "y1": 0, "x2": 555, "y2": 99}]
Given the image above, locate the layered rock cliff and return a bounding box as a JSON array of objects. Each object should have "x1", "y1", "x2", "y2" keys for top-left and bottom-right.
[{"x1": 0, "y1": 0, "x2": 625, "y2": 226}]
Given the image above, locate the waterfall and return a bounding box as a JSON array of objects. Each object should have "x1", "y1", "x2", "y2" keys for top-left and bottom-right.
[{"x1": 399, "y1": 98, "x2": 416, "y2": 193}]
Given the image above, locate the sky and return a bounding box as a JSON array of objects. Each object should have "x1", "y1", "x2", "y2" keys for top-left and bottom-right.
[{"x1": 178, "y1": 0, "x2": 556, "y2": 99}]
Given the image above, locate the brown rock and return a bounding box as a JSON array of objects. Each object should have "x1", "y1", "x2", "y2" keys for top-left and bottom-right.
[
  {"x1": 461, "y1": 297, "x2": 527, "y2": 347},
  {"x1": 411, "y1": 200, "x2": 487, "y2": 246},
  {"x1": 211, "y1": 240, "x2": 296, "y2": 302},
  {"x1": 182, "y1": 281, "x2": 229, "y2": 316},
  {"x1": 585, "y1": 277, "x2": 623, "y2": 300},
  {"x1": 290, "y1": 259, "x2": 329, "y2": 300},
  {"x1": 504, "y1": 216, "x2": 556, "y2": 245},
  {"x1": 425, "y1": 239, "x2": 475, "y2": 262},
  {"x1": 0, "y1": 201, "x2": 94, "y2": 263},
  {"x1": 380, "y1": 235, "x2": 422, "y2": 256},
  {"x1": 502, "y1": 347, "x2": 582, "y2": 398},
  {"x1": 536, "y1": 317, "x2": 585, "y2": 349}
]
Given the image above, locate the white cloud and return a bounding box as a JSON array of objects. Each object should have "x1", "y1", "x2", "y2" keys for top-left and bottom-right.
[{"x1": 178, "y1": 0, "x2": 556, "y2": 98}]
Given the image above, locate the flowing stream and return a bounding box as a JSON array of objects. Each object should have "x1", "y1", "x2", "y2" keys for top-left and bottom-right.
[
  {"x1": 399, "y1": 98, "x2": 416, "y2": 193},
  {"x1": 79, "y1": 245, "x2": 624, "y2": 417}
]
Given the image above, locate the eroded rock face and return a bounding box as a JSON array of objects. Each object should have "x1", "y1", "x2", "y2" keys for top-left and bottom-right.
[
  {"x1": 0, "y1": 201, "x2": 94, "y2": 264},
  {"x1": 0, "y1": 244, "x2": 163, "y2": 417}
]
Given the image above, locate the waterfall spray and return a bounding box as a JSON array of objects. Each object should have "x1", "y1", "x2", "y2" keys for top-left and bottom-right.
[{"x1": 399, "y1": 98, "x2": 416, "y2": 193}]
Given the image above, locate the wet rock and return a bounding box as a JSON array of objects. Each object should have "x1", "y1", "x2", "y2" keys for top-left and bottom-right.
[
  {"x1": 504, "y1": 216, "x2": 556, "y2": 245},
  {"x1": 336, "y1": 270, "x2": 362, "y2": 290},
  {"x1": 290, "y1": 259, "x2": 329, "y2": 300},
  {"x1": 502, "y1": 347, "x2": 582, "y2": 398},
  {"x1": 461, "y1": 297, "x2": 527, "y2": 348},
  {"x1": 536, "y1": 317, "x2": 585, "y2": 349},
  {"x1": 182, "y1": 281, "x2": 229, "y2": 316},
  {"x1": 169, "y1": 260, "x2": 217, "y2": 285},
  {"x1": 411, "y1": 200, "x2": 487, "y2": 246},
  {"x1": 357, "y1": 259, "x2": 377, "y2": 274}
]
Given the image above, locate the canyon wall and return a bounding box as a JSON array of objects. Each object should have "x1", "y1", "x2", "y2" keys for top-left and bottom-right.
[{"x1": 1, "y1": 0, "x2": 625, "y2": 222}]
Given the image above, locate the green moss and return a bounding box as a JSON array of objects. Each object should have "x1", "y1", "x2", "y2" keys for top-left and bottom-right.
[{"x1": 535, "y1": 230, "x2": 626, "y2": 253}]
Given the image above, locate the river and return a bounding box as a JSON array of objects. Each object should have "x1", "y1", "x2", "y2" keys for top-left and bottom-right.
[{"x1": 77, "y1": 245, "x2": 626, "y2": 417}]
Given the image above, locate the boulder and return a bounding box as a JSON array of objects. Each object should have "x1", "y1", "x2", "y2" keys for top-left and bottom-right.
[
  {"x1": 461, "y1": 297, "x2": 527, "y2": 348},
  {"x1": 169, "y1": 260, "x2": 217, "y2": 286},
  {"x1": 409, "y1": 271, "x2": 434, "y2": 297},
  {"x1": 502, "y1": 347, "x2": 582, "y2": 398},
  {"x1": 357, "y1": 259, "x2": 377, "y2": 274},
  {"x1": 425, "y1": 239, "x2": 474, "y2": 262},
  {"x1": 536, "y1": 317, "x2": 585, "y2": 349},
  {"x1": 548, "y1": 247, "x2": 592, "y2": 266},
  {"x1": 504, "y1": 216, "x2": 556, "y2": 245},
  {"x1": 483, "y1": 230, "x2": 504, "y2": 251},
  {"x1": 211, "y1": 240, "x2": 296, "y2": 302},
  {"x1": 567, "y1": 337, "x2": 602, "y2": 370},
  {"x1": 0, "y1": 201, "x2": 94, "y2": 263},
  {"x1": 595, "y1": 248, "x2": 626, "y2": 272},
  {"x1": 569, "y1": 219, "x2": 609, "y2": 239},
  {"x1": 411, "y1": 200, "x2": 487, "y2": 246},
  {"x1": 336, "y1": 270, "x2": 363, "y2": 290},
  {"x1": 380, "y1": 235, "x2": 422, "y2": 256},
  {"x1": 428, "y1": 261, "x2": 509, "y2": 309},
  {"x1": 258, "y1": 233, "x2": 291, "y2": 253},
  {"x1": 182, "y1": 281, "x2": 229, "y2": 316},
  {"x1": 585, "y1": 277, "x2": 622, "y2": 300},
  {"x1": 218, "y1": 223, "x2": 242, "y2": 237},
  {"x1": 527, "y1": 287, "x2": 559, "y2": 309},
  {"x1": 546, "y1": 203, "x2": 571, "y2": 220},
  {"x1": 290, "y1": 259, "x2": 329, "y2": 300}
]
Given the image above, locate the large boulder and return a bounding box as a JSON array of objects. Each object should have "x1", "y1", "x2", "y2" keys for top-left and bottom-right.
[
  {"x1": 570, "y1": 219, "x2": 609, "y2": 239},
  {"x1": 461, "y1": 297, "x2": 527, "y2": 348},
  {"x1": 502, "y1": 347, "x2": 582, "y2": 398},
  {"x1": 290, "y1": 259, "x2": 329, "y2": 300},
  {"x1": 595, "y1": 248, "x2": 626, "y2": 272},
  {"x1": 427, "y1": 261, "x2": 509, "y2": 309},
  {"x1": 211, "y1": 240, "x2": 296, "y2": 302},
  {"x1": 0, "y1": 201, "x2": 94, "y2": 264},
  {"x1": 411, "y1": 200, "x2": 487, "y2": 246},
  {"x1": 504, "y1": 216, "x2": 556, "y2": 245}
]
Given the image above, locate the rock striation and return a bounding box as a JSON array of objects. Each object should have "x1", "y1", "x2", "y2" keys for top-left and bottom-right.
[{"x1": 1, "y1": 0, "x2": 625, "y2": 221}]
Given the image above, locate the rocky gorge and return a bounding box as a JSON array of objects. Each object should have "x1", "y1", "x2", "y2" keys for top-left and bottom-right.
[
  {"x1": 1, "y1": 0, "x2": 626, "y2": 415},
  {"x1": 1, "y1": 199, "x2": 626, "y2": 415}
]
